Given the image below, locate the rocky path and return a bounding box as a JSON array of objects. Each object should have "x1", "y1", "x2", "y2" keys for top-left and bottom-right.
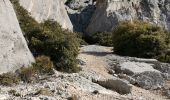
[
  {"x1": 78, "y1": 45, "x2": 113, "y2": 79},
  {"x1": 78, "y1": 45, "x2": 168, "y2": 100},
  {"x1": 0, "y1": 45, "x2": 169, "y2": 100}
]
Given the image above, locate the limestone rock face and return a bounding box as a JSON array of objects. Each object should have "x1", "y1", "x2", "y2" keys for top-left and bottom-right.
[
  {"x1": 0, "y1": 0, "x2": 34, "y2": 74},
  {"x1": 86, "y1": 0, "x2": 170, "y2": 34},
  {"x1": 19, "y1": 0, "x2": 73, "y2": 31},
  {"x1": 65, "y1": 0, "x2": 96, "y2": 32}
]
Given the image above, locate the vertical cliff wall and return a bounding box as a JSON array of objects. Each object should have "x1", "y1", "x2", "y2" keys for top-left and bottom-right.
[
  {"x1": 0, "y1": 0, "x2": 34, "y2": 74},
  {"x1": 86, "y1": 0, "x2": 170, "y2": 34}
]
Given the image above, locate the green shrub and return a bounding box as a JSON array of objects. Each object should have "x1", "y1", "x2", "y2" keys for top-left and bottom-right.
[
  {"x1": 33, "y1": 56, "x2": 54, "y2": 75},
  {"x1": 11, "y1": 0, "x2": 81, "y2": 73},
  {"x1": 112, "y1": 20, "x2": 170, "y2": 60},
  {"x1": 19, "y1": 67, "x2": 37, "y2": 83},
  {"x1": 0, "y1": 73, "x2": 20, "y2": 86},
  {"x1": 92, "y1": 32, "x2": 113, "y2": 46},
  {"x1": 19, "y1": 56, "x2": 54, "y2": 83},
  {"x1": 0, "y1": 56, "x2": 54, "y2": 85}
]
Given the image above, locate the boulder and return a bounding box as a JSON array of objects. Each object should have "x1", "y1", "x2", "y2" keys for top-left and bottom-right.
[
  {"x1": 113, "y1": 59, "x2": 165, "y2": 89},
  {"x1": 0, "y1": 0, "x2": 34, "y2": 74},
  {"x1": 133, "y1": 71, "x2": 164, "y2": 90},
  {"x1": 86, "y1": 0, "x2": 170, "y2": 34},
  {"x1": 19, "y1": 0, "x2": 73, "y2": 31},
  {"x1": 93, "y1": 78, "x2": 132, "y2": 94},
  {"x1": 154, "y1": 63, "x2": 170, "y2": 80},
  {"x1": 115, "y1": 62, "x2": 160, "y2": 75}
]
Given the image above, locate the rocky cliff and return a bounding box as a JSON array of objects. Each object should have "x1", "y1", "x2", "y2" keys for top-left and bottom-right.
[
  {"x1": 19, "y1": 0, "x2": 73, "y2": 31},
  {"x1": 0, "y1": 0, "x2": 34, "y2": 74},
  {"x1": 86, "y1": 0, "x2": 170, "y2": 34},
  {"x1": 65, "y1": 0, "x2": 96, "y2": 32}
]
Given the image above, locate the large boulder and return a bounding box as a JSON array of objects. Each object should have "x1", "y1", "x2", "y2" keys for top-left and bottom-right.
[
  {"x1": 93, "y1": 78, "x2": 132, "y2": 94},
  {"x1": 133, "y1": 71, "x2": 164, "y2": 90},
  {"x1": 116, "y1": 62, "x2": 160, "y2": 75},
  {"x1": 0, "y1": 0, "x2": 34, "y2": 74},
  {"x1": 114, "y1": 61, "x2": 165, "y2": 89},
  {"x1": 86, "y1": 0, "x2": 170, "y2": 34},
  {"x1": 19, "y1": 0, "x2": 73, "y2": 31},
  {"x1": 110, "y1": 57, "x2": 165, "y2": 89}
]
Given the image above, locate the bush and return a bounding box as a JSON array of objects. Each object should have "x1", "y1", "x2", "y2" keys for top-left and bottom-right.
[
  {"x1": 33, "y1": 56, "x2": 54, "y2": 75},
  {"x1": 19, "y1": 56, "x2": 54, "y2": 83},
  {"x1": 112, "y1": 20, "x2": 170, "y2": 60},
  {"x1": 11, "y1": 0, "x2": 81, "y2": 73},
  {"x1": 0, "y1": 56, "x2": 54, "y2": 84},
  {"x1": 92, "y1": 32, "x2": 113, "y2": 46},
  {"x1": 0, "y1": 73, "x2": 20, "y2": 86},
  {"x1": 19, "y1": 67, "x2": 37, "y2": 83}
]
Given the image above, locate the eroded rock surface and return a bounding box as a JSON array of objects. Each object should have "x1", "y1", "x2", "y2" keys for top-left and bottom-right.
[
  {"x1": 86, "y1": 0, "x2": 170, "y2": 34},
  {"x1": 19, "y1": 0, "x2": 73, "y2": 30},
  {"x1": 0, "y1": 0, "x2": 34, "y2": 74}
]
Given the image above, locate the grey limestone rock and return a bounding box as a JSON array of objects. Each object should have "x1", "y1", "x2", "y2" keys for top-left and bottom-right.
[
  {"x1": 19, "y1": 0, "x2": 73, "y2": 31},
  {"x1": 133, "y1": 71, "x2": 165, "y2": 90},
  {"x1": 86, "y1": 0, "x2": 170, "y2": 34},
  {"x1": 0, "y1": 0, "x2": 34, "y2": 74}
]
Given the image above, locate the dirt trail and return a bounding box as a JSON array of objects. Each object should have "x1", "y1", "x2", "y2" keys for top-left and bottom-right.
[
  {"x1": 78, "y1": 46, "x2": 113, "y2": 78},
  {"x1": 78, "y1": 45, "x2": 168, "y2": 100}
]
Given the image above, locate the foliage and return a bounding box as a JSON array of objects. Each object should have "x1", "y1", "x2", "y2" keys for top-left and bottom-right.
[
  {"x1": 33, "y1": 56, "x2": 54, "y2": 75},
  {"x1": 19, "y1": 66, "x2": 37, "y2": 83},
  {"x1": 0, "y1": 56, "x2": 55, "y2": 85},
  {"x1": 0, "y1": 73, "x2": 20, "y2": 86},
  {"x1": 11, "y1": 0, "x2": 81, "y2": 73},
  {"x1": 112, "y1": 20, "x2": 170, "y2": 61},
  {"x1": 19, "y1": 56, "x2": 54, "y2": 83},
  {"x1": 92, "y1": 32, "x2": 113, "y2": 46}
]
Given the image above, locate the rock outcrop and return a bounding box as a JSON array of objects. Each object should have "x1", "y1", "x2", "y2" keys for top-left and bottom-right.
[
  {"x1": 19, "y1": 0, "x2": 73, "y2": 31},
  {"x1": 0, "y1": 0, "x2": 34, "y2": 74},
  {"x1": 133, "y1": 71, "x2": 164, "y2": 90},
  {"x1": 116, "y1": 62, "x2": 160, "y2": 75},
  {"x1": 106, "y1": 53, "x2": 165, "y2": 89},
  {"x1": 86, "y1": 0, "x2": 170, "y2": 34}
]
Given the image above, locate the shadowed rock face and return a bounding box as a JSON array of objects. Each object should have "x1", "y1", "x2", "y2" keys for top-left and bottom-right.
[
  {"x1": 19, "y1": 0, "x2": 73, "y2": 31},
  {"x1": 86, "y1": 0, "x2": 170, "y2": 34},
  {"x1": 0, "y1": 0, "x2": 34, "y2": 74}
]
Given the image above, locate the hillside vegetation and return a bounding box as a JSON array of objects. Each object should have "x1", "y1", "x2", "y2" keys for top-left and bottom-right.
[
  {"x1": 112, "y1": 20, "x2": 170, "y2": 62},
  {"x1": 11, "y1": 0, "x2": 81, "y2": 73}
]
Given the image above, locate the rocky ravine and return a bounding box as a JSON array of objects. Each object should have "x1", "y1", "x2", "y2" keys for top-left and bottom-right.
[
  {"x1": 85, "y1": 0, "x2": 170, "y2": 34},
  {"x1": 0, "y1": 0, "x2": 34, "y2": 74},
  {"x1": 0, "y1": 45, "x2": 170, "y2": 100}
]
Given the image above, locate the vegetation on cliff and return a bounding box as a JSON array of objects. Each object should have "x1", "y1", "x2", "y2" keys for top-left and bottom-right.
[{"x1": 11, "y1": 0, "x2": 81, "y2": 73}]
